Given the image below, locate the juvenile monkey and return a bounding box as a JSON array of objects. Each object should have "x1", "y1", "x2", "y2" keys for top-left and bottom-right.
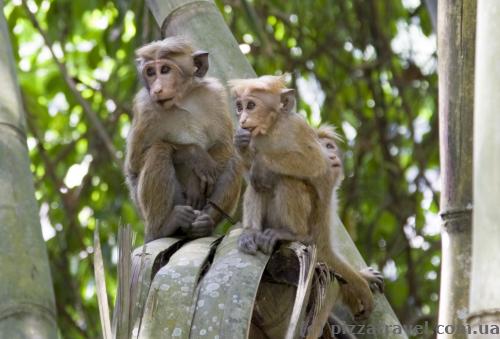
[
  {"x1": 316, "y1": 124, "x2": 384, "y2": 294},
  {"x1": 125, "y1": 37, "x2": 242, "y2": 242},
  {"x1": 316, "y1": 124, "x2": 384, "y2": 338},
  {"x1": 230, "y1": 76, "x2": 377, "y2": 337}
]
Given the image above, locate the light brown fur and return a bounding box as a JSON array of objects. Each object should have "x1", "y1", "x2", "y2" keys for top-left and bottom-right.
[{"x1": 125, "y1": 36, "x2": 242, "y2": 242}]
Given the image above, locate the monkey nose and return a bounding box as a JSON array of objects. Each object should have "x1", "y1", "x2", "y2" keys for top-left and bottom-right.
[{"x1": 153, "y1": 87, "x2": 163, "y2": 94}]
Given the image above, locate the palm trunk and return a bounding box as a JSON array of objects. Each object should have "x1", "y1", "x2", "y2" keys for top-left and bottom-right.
[
  {"x1": 145, "y1": 1, "x2": 405, "y2": 336},
  {"x1": 0, "y1": 3, "x2": 57, "y2": 338},
  {"x1": 467, "y1": 0, "x2": 500, "y2": 334},
  {"x1": 436, "y1": 1, "x2": 476, "y2": 337}
]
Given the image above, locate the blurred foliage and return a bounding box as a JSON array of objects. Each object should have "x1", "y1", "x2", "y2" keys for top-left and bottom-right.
[{"x1": 4, "y1": 0, "x2": 438, "y2": 337}]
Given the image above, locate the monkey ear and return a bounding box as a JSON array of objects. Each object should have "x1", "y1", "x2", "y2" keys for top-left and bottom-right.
[
  {"x1": 280, "y1": 88, "x2": 296, "y2": 114},
  {"x1": 135, "y1": 58, "x2": 145, "y2": 72},
  {"x1": 192, "y1": 51, "x2": 209, "y2": 77}
]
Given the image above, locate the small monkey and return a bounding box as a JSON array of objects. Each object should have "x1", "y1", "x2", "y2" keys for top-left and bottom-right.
[
  {"x1": 230, "y1": 76, "x2": 378, "y2": 337},
  {"x1": 125, "y1": 36, "x2": 242, "y2": 242},
  {"x1": 316, "y1": 124, "x2": 384, "y2": 295},
  {"x1": 316, "y1": 124, "x2": 384, "y2": 338}
]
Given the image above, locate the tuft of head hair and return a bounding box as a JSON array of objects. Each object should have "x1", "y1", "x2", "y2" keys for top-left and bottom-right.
[
  {"x1": 316, "y1": 123, "x2": 343, "y2": 142},
  {"x1": 228, "y1": 75, "x2": 288, "y2": 96},
  {"x1": 135, "y1": 36, "x2": 194, "y2": 61}
]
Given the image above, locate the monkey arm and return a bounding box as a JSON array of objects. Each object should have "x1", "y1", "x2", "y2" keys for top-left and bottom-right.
[
  {"x1": 202, "y1": 141, "x2": 243, "y2": 224},
  {"x1": 249, "y1": 156, "x2": 278, "y2": 192},
  {"x1": 234, "y1": 127, "x2": 254, "y2": 170},
  {"x1": 237, "y1": 147, "x2": 253, "y2": 171},
  {"x1": 172, "y1": 143, "x2": 218, "y2": 201},
  {"x1": 172, "y1": 144, "x2": 214, "y2": 168},
  {"x1": 125, "y1": 119, "x2": 148, "y2": 212},
  {"x1": 319, "y1": 240, "x2": 374, "y2": 320}
]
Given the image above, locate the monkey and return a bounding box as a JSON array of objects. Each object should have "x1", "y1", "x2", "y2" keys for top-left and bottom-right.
[
  {"x1": 124, "y1": 36, "x2": 242, "y2": 243},
  {"x1": 229, "y1": 76, "x2": 379, "y2": 337},
  {"x1": 316, "y1": 124, "x2": 384, "y2": 295},
  {"x1": 315, "y1": 124, "x2": 384, "y2": 338}
]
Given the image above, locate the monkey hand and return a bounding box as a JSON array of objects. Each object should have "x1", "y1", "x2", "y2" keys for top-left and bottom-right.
[
  {"x1": 238, "y1": 231, "x2": 258, "y2": 255},
  {"x1": 191, "y1": 157, "x2": 218, "y2": 197},
  {"x1": 184, "y1": 211, "x2": 214, "y2": 238},
  {"x1": 360, "y1": 267, "x2": 384, "y2": 293},
  {"x1": 234, "y1": 127, "x2": 252, "y2": 150},
  {"x1": 255, "y1": 228, "x2": 284, "y2": 254},
  {"x1": 185, "y1": 175, "x2": 206, "y2": 210},
  {"x1": 341, "y1": 275, "x2": 374, "y2": 321},
  {"x1": 171, "y1": 205, "x2": 197, "y2": 232}
]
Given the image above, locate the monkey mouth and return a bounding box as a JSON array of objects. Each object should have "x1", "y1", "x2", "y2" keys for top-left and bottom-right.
[
  {"x1": 157, "y1": 97, "x2": 174, "y2": 105},
  {"x1": 242, "y1": 126, "x2": 257, "y2": 134}
]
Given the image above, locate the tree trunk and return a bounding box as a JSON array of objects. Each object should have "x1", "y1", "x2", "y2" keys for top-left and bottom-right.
[
  {"x1": 468, "y1": 0, "x2": 500, "y2": 335},
  {"x1": 0, "y1": 4, "x2": 58, "y2": 338},
  {"x1": 437, "y1": 1, "x2": 476, "y2": 337},
  {"x1": 145, "y1": 1, "x2": 406, "y2": 336}
]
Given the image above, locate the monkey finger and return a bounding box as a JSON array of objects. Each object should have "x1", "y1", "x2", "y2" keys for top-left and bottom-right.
[
  {"x1": 179, "y1": 213, "x2": 196, "y2": 225},
  {"x1": 192, "y1": 217, "x2": 213, "y2": 229},
  {"x1": 189, "y1": 230, "x2": 210, "y2": 238},
  {"x1": 179, "y1": 206, "x2": 196, "y2": 217},
  {"x1": 238, "y1": 236, "x2": 258, "y2": 255},
  {"x1": 192, "y1": 222, "x2": 213, "y2": 232},
  {"x1": 374, "y1": 281, "x2": 385, "y2": 293},
  {"x1": 188, "y1": 195, "x2": 201, "y2": 210},
  {"x1": 257, "y1": 233, "x2": 277, "y2": 254}
]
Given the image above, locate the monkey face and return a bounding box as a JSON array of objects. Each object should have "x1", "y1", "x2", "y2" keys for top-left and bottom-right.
[
  {"x1": 235, "y1": 93, "x2": 279, "y2": 136},
  {"x1": 319, "y1": 137, "x2": 344, "y2": 181},
  {"x1": 141, "y1": 59, "x2": 184, "y2": 108}
]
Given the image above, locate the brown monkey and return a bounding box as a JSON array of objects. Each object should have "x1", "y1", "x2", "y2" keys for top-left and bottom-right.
[
  {"x1": 125, "y1": 37, "x2": 242, "y2": 242},
  {"x1": 230, "y1": 76, "x2": 376, "y2": 337},
  {"x1": 316, "y1": 124, "x2": 384, "y2": 338}
]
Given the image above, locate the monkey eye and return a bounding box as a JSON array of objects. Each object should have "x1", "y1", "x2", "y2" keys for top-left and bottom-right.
[
  {"x1": 326, "y1": 143, "x2": 335, "y2": 149},
  {"x1": 247, "y1": 101, "x2": 256, "y2": 110},
  {"x1": 236, "y1": 101, "x2": 243, "y2": 112},
  {"x1": 160, "y1": 65, "x2": 171, "y2": 74},
  {"x1": 146, "y1": 67, "x2": 155, "y2": 77}
]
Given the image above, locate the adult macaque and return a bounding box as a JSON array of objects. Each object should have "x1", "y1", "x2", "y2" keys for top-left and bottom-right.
[
  {"x1": 230, "y1": 76, "x2": 379, "y2": 337},
  {"x1": 125, "y1": 36, "x2": 242, "y2": 242}
]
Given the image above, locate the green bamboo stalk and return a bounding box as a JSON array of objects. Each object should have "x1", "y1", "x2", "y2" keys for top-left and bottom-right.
[
  {"x1": 0, "y1": 2, "x2": 57, "y2": 337},
  {"x1": 437, "y1": 1, "x2": 476, "y2": 337},
  {"x1": 468, "y1": 0, "x2": 500, "y2": 335}
]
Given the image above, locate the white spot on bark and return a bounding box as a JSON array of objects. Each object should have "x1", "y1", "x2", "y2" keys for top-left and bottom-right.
[{"x1": 206, "y1": 282, "x2": 220, "y2": 291}]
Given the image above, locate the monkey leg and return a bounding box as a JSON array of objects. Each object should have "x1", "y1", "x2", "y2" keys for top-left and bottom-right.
[
  {"x1": 138, "y1": 142, "x2": 180, "y2": 242},
  {"x1": 317, "y1": 241, "x2": 374, "y2": 322}
]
